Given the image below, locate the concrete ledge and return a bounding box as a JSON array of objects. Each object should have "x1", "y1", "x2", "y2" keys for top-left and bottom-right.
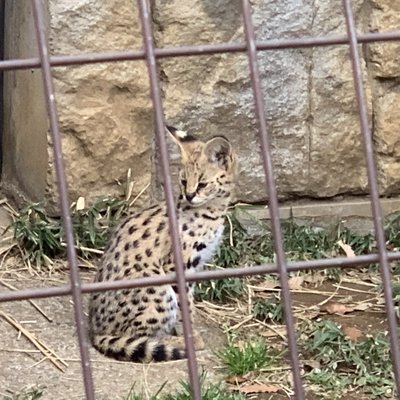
[{"x1": 235, "y1": 197, "x2": 400, "y2": 233}]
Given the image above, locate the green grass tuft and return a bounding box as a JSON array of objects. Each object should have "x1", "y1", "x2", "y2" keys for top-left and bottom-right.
[
  {"x1": 10, "y1": 196, "x2": 130, "y2": 268},
  {"x1": 125, "y1": 374, "x2": 244, "y2": 400},
  {"x1": 252, "y1": 297, "x2": 284, "y2": 323},
  {"x1": 302, "y1": 319, "x2": 394, "y2": 398},
  {"x1": 217, "y1": 338, "x2": 276, "y2": 376},
  {"x1": 194, "y1": 276, "x2": 245, "y2": 302},
  {"x1": 2, "y1": 385, "x2": 44, "y2": 400}
]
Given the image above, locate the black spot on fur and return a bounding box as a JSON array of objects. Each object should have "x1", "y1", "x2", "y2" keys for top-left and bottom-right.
[
  {"x1": 107, "y1": 263, "x2": 113, "y2": 272},
  {"x1": 131, "y1": 298, "x2": 140, "y2": 305},
  {"x1": 134, "y1": 263, "x2": 142, "y2": 272},
  {"x1": 156, "y1": 305, "x2": 165, "y2": 313},
  {"x1": 143, "y1": 217, "x2": 151, "y2": 226},
  {"x1": 142, "y1": 296, "x2": 149, "y2": 303},
  {"x1": 150, "y1": 208, "x2": 162, "y2": 217},
  {"x1": 146, "y1": 318, "x2": 158, "y2": 325},
  {"x1": 172, "y1": 348, "x2": 184, "y2": 359},
  {"x1": 146, "y1": 287, "x2": 156, "y2": 295},
  {"x1": 124, "y1": 243, "x2": 130, "y2": 251},
  {"x1": 128, "y1": 225, "x2": 137, "y2": 235},
  {"x1": 126, "y1": 336, "x2": 138, "y2": 344},
  {"x1": 114, "y1": 252, "x2": 121, "y2": 261},
  {"x1": 142, "y1": 228, "x2": 151, "y2": 239},
  {"x1": 154, "y1": 238, "x2": 160, "y2": 247},
  {"x1": 120, "y1": 218, "x2": 130, "y2": 229},
  {"x1": 130, "y1": 341, "x2": 146, "y2": 362},
  {"x1": 118, "y1": 300, "x2": 127, "y2": 308},
  {"x1": 182, "y1": 223, "x2": 188, "y2": 231},
  {"x1": 124, "y1": 267, "x2": 132, "y2": 276},
  {"x1": 132, "y1": 240, "x2": 139, "y2": 248},
  {"x1": 152, "y1": 345, "x2": 166, "y2": 361},
  {"x1": 157, "y1": 221, "x2": 166, "y2": 232},
  {"x1": 196, "y1": 243, "x2": 207, "y2": 251},
  {"x1": 167, "y1": 295, "x2": 175, "y2": 303},
  {"x1": 145, "y1": 248, "x2": 152, "y2": 257},
  {"x1": 133, "y1": 321, "x2": 142, "y2": 327},
  {"x1": 108, "y1": 337, "x2": 120, "y2": 346},
  {"x1": 189, "y1": 231, "x2": 195, "y2": 237},
  {"x1": 122, "y1": 309, "x2": 130, "y2": 317},
  {"x1": 135, "y1": 254, "x2": 142, "y2": 261},
  {"x1": 202, "y1": 213, "x2": 218, "y2": 221}
]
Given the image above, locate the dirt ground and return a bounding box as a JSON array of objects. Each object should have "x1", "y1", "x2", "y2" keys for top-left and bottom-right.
[
  {"x1": 0, "y1": 269, "x2": 226, "y2": 400},
  {"x1": 0, "y1": 201, "x2": 393, "y2": 399}
]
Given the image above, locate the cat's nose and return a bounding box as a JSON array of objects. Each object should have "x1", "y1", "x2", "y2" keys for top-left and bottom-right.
[{"x1": 185, "y1": 192, "x2": 196, "y2": 202}]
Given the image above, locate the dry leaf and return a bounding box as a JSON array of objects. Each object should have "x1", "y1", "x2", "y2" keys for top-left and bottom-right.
[
  {"x1": 337, "y1": 240, "x2": 356, "y2": 257},
  {"x1": 76, "y1": 196, "x2": 85, "y2": 211},
  {"x1": 353, "y1": 303, "x2": 372, "y2": 311},
  {"x1": 320, "y1": 302, "x2": 354, "y2": 315},
  {"x1": 303, "y1": 359, "x2": 321, "y2": 371},
  {"x1": 225, "y1": 375, "x2": 247, "y2": 385},
  {"x1": 260, "y1": 280, "x2": 280, "y2": 290},
  {"x1": 343, "y1": 326, "x2": 363, "y2": 341},
  {"x1": 321, "y1": 301, "x2": 372, "y2": 315},
  {"x1": 288, "y1": 276, "x2": 304, "y2": 290},
  {"x1": 239, "y1": 383, "x2": 281, "y2": 394}
]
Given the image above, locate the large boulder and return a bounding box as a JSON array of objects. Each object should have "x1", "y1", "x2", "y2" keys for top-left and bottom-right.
[{"x1": 46, "y1": 0, "x2": 154, "y2": 210}]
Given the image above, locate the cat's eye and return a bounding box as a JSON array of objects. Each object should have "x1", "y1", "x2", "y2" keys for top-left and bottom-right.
[{"x1": 197, "y1": 182, "x2": 207, "y2": 190}]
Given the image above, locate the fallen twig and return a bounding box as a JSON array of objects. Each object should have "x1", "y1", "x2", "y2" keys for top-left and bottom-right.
[{"x1": 0, "y1": 310, "x2": 67, "y2": 372}]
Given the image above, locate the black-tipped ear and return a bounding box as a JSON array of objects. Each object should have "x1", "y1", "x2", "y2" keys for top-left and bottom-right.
[
  {"x1": 204, "y1": 136, "x2": 233, "y2": 170},
  {"x1": 166, "y1": 125, "x2": 197, "y2": 145}
]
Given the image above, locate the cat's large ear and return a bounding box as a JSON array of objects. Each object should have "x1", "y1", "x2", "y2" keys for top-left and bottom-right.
[
  {"x1": 204, "y1": 136, "x2": 233, "y2": 170},
  {"x1": 166, "y1": 125, "x2": 197, "y2": 152}
]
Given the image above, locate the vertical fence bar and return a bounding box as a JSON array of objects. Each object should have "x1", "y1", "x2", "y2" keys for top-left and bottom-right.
[
  {"x1": 343, "y1": 0, "x2": 400, "y2": 395},
  {"x1": 30, "y1": 1, "x2": 96, "y2": 399},
  {"x1": 342, "y1": 0, "x2": 400, "y2": 395},
  {"x1": 136, "y1": 1, "x2": 202, "y2": 399},
  {"x1": 241, "y1": 1, "x2": 305, "y2": 398}
]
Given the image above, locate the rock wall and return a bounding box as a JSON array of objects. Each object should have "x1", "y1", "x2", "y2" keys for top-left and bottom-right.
[
  {"x1": 2, "y1": 0, "x2": 400, "y2": 207},
  {"x1": 155, "y1": 0, "x2": 375, "y2": 202},
  {"x1": 44, "y1": 1, "x2": 154, "y2": 210}
]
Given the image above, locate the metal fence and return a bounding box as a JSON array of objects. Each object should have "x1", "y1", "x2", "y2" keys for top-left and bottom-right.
[{"x1": 1, "y1": 0, "x2": 400, "y2": 399}]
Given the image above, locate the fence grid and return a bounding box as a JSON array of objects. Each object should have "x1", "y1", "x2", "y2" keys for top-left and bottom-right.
[{"x1": 1, "y1": 1, "x2": 400, "y2": 399}]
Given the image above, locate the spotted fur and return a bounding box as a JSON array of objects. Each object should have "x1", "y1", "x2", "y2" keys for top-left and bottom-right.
[{"x1": 88, "y1": 126, "x2": 237, "y2": 362}]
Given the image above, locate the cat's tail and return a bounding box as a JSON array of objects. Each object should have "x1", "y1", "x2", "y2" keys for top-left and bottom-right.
[{"x1": 91, "y1": 334, "x2": 186, "y2": 362}]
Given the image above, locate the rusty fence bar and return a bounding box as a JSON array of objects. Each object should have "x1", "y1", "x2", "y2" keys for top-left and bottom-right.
[
  {"x1": 1, "y1": 0, "x2": 400, "y2": 399},
  {"x1": 136, "y1": 0, "x2": 202, "y2": 398},
  {"x1": 30, "y1": 0, "x2": 96, "y2": 398},
  {"x1": 2, "y1": 30, "x2": 400, "y2": 72},
  {"x1": 240, "y1": 0, "x2": 305, "y2": 397},
  {"x1": 342, "y1": 0, "x2": 400, "y2": 393},
  {"x1": 2, "y1": 251, "x2": 400, "y2": 303}
]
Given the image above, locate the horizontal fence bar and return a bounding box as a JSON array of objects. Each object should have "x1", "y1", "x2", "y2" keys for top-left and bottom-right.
[
  {"x1": 1, "y1": 251, "x2": 399, "y2": 303},
  {"x1": 1, "y1": 30, "x2": 400, "y2": 72}
]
